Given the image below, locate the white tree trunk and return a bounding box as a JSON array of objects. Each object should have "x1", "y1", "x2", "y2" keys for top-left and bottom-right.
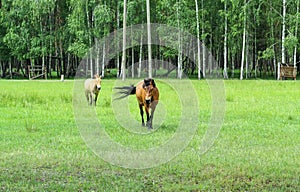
[
  {"x1": 223, "y1": 0, "x2": 228, "y2": 79},
  {"x1": 269, "y1": 1, "x2": 277, "y2": 79},
  {"x1": 195, "y1": 0, "x2": 201, "y2": 80},
  {"x1": 96, "y1": 40, "x2": 99, "y2": 75},
  {"x1": 86, "y1": 1, "x2": 93, "y2": 78},
  {"x1": 116, "y1": 2, "x2": 120, "y2": 77},
  {"x1": 177, "y1": 0, "x2": 182, "y2": 79},
  {"x1": 279, "y1": 0, "x2": 286, "y2": 80},
  {"x1": 240, "y1": 0, "x2": 247, "y2": 80},
  {"x1": 254, "y1": 20, "x2": 257, "y2": 79},
  {"x1": 138, "y1": 5, "x2": 144, "y2": 78},
  {"x1": 240, "y1": 30, "x2": 246, "y2": 80},
  {"x1": 101, "y1": 42, "x2": 105, "y2": 77},
  {"x1": 294, "y1": 0, "x2": 299, "y2": 67},
  {"x1": 131, "y1": 27, "x2": 134, "y2": 78},
  {"x1": 209, "y1": 24, "x2": 213, "y2": 75},
  {"x1": 177, "y1": 42, "x2": 182, "y2": 79},
  {"x1": 138, "y1": 31, "x2": 143, "y2": 78},
  {"x1": 40, "y1": 17, "x2": 46, "y2": 79},
  {"x1": 282, "y1": 0, "x2": 286, "y2": 65},
  {"x1": 48, "y1": 9, "x2": 52, "y2": 78},
  {"x1": 245, "y1": 42, "x2": 248, "y2": 79},
  {"x1": 146, "y1": 0, "x2": 152, "y2": 78},
  {"x1": 201, "y1": 0, "x2": 206, "y2": 78},
  {"x1": 121, "y1": 0, "x2": 127, "y2": 80}
]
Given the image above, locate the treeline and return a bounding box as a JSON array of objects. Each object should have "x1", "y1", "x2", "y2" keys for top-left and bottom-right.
[{"x1": 0, "y1": 0, "x2": 299, "y2": 79}]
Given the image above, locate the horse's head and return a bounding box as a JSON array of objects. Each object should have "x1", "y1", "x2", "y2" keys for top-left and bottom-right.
[
  {"x1": 94, "y1": 74, "x2": 102, "y2": 91},
  {"x1": 143, "y1": 78, "x2": 156, "y2": 105}
]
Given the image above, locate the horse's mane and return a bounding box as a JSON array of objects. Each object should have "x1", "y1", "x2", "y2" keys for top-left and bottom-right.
[{"x1": 143, "y1": 78, "x2": 156, "y2": 88}]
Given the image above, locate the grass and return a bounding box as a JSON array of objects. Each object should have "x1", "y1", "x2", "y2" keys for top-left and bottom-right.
[{"x1": 0, "y1": 79, "x2": 299, "y2": 191}]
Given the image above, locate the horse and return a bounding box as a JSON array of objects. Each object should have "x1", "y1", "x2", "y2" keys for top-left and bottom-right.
[
  {"x1": 114, "y1": 78, "x2": 159, "y2": 129},
  {"x1": 84, "y1": 74, "x2": 102, "y2": 106}
]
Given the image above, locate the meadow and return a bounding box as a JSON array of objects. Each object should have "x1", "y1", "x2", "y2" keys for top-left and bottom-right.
[{"x1": 0, "y1": 79, "x2": 299, "y2": 191}]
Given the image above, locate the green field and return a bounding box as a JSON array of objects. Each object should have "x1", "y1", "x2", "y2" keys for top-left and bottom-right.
[{"x1": 0, "y1": 79, "x2": 299, "y2": 191}]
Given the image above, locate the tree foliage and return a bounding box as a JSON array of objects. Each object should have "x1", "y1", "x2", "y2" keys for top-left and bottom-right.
[{"x1": 0, "y1": 0, "x2": 299, "y2": 79}]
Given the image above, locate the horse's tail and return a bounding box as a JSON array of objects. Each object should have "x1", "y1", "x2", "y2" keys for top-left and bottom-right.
[{"x1": 113, "y1": 85, "x2": 136, "y2": 100}]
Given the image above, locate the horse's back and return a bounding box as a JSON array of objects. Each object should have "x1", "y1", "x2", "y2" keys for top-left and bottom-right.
[{"x1": 84, "y1": 78, "x2": 93, "y2": 91}]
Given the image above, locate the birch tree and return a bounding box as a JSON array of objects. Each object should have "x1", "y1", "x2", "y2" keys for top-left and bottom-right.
[
  {"x1": 195, "y1": 0, "x2": 201, "y2": 80},
  {"x1": 116, "y1": 2, "x2": 120, "y2": 77},
  {"x1": 240, "y1": 0, "x2": 247, "y2": 80},
  {"x1": 85, "y1": 1, "x2": 92, "y2": 77},
  {"x1": 223, "y1": 0, "x2": 228, "y2": 79},
  {"x1": 265, "y1": 0, "x2": 278, "y2": 79},
  {"x1": 293, "y1": 0, "x2": 299, "y2": 67},
  {"x1": 201, "y1": 0, "x2": 206, "y2": 78},
  {"x1": 282, "y1": 0, "x2": 286, "y2": 65},
  {"x1": 138, "y1": 25, "x2": 143, "y2": 78},
  {"x1": 121, "y1": 0, "x2": 127, "y2": 80},
  {"x1": 94, "y1": 4, "x2": 112, "y2": 77},
  {"x1": 146, "y1": 0, "x2": 152, "y2": 78},
  {"x1": 177, "y1": 0, "x2": 182, "y2": 79},
  {"x1": 278, "y1": 0, "x2": 286, "y2": 80}
]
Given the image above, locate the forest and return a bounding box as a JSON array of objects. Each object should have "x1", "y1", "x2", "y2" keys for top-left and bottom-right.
[{"x1": 0, "y1": 0, "x2": 299, "y2": 79}]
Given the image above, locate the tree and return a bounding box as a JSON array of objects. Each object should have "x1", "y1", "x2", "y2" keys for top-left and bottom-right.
[
  {"x1": 121, "y1": 0, "x2": 127, "y2": 80},
  {"x1": 282, "y1": 0, "x2": 286, "y2": 65},
  {"x1": 278, "y1": 0, "x2": 287, "y2": 80},
  {"x1": 201, "y1": 0, "x2": 206, "y2": 78},
  {"x1": 94, "y1": 4, "x2": 113, "y2": 77},
  {"x1": 67, "y1": 0, "x2": 89, "y2": 59},
  {"x1": 240, "y1": 0, "x2": 247, "y2": 80},
  {"x1": 176, "y1": 0, "x2": 183, "y2": 79},
  {"x1": 146, "y1": 0, "x2": 152, "y2": 78},
  {"x1": 195, "y1": 0, "x2": 201, "y2": 79},
  {"x1": 293, "y1": 0, "x2": 299, "y2": 67},
  {"x1": 223, "y1": 0, "x2": 229, "y2": 79},
  {"x1": 1, "y1": 0, "x2": 300, "y2": 80}
]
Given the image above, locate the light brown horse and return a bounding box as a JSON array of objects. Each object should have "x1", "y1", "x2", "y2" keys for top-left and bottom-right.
[
  {"x1": 84, "y1": 74, "x2": 102, "y2": 106},
  {"x1": 114, "y1": 78, "x2": 159, "y2": 129}
]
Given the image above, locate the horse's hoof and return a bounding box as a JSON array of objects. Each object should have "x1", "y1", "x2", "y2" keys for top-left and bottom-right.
[
  {"x1": 147, "y1": 123, "x2": 153, "y2": 129},
  {"x1": 142, "y1": 122, "x2": 145, "y2": 126}
]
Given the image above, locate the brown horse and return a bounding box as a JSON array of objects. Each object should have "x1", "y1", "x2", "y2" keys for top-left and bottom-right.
[
  {"x1": 84, "y1": 74, "x2": 102, "y2": 106},
  {"x1": 114, "y1": 78, "x2": 159, "y2": 129}
]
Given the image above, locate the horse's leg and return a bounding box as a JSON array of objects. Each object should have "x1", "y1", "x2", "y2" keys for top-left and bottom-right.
[
  {"x1": 139, "y1": 104, "x2": 145, "y2": 126},
  {"x1": 94, "y1": 93, "x2": 98, "y2": 106},
  {"x1": 149, "y1": 101, "x2": 158, "y2": 129},
  {"x1": 89, "y1": 93, "x2": 93, "y2": 105},
  {"x1": 145, "y1": 106, "x2": 151, "y2": 129}
]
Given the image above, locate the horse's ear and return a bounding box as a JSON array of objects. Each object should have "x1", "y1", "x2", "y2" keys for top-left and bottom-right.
[
  {"x1": 151, "y1": 79, "x2": 156, "y2": 87},
  {"x1": 94, "y1": 74, "x2": 99, "y2": 79}
]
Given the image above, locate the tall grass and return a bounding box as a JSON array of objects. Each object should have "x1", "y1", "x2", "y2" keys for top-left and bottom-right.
[{"x1": 0, "y1": 80, "x2": 299, "y2": 191}]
